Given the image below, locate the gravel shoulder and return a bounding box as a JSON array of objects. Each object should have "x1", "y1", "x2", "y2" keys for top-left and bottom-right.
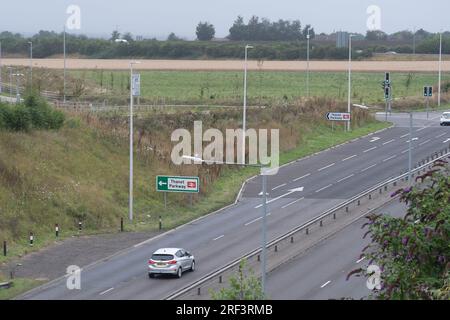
[{"x1": 0, "y1": 231, "x2": 159, "y2": 281}]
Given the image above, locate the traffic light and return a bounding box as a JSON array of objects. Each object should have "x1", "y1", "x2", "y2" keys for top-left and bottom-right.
[
  {"x1": 429, "y1": 86, "x2": 433, "y2": 97},
  {"x1": 423, "y1": 86, "x2": 433, "y2": 97},
  {"x1": 385, "y1": 87, "x2": 390, "y2": 99},
  {"x1": 385, "y1": 72, "x2": 390, "y2": 82},
  {"x1": 381, "y1": 81, "x2": 386, "y2": 90}
]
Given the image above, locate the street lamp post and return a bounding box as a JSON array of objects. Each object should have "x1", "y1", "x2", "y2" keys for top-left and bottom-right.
[
  {"x1": 306, "y1": 28, "x2": 310, "y2": 98},
  {"x1": 408, "y1": 112, "x2": 413, "y2": 185},
  {"x1": 63, "y1": 26, "x2": 66, "y2": 103},
  {"x1": 28, "y1": 41, "x2": 32, "y2": 91},
  {"x1": 129, "y1": 61, "x2": 140, "y2": 221},
  {"x1": 347, "y1": 34, "x2": 355, "y2": 132},
  {"x1": 243, "y1": 45, "x2": 253, "y2": 164},
  {"x1": 182, "y1": 155, "x2": 268, "y2": 296},
  {"x1": 0, "y1": 41, "x2": 2, "y2": 94},
  {"x1": 438, "y1": 31, "x2": 442, "y2": 107}
]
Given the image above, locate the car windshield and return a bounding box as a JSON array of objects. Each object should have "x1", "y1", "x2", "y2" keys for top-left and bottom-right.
[
  {"x1": 151, "y1": 254, "x2": 174, "y2": 261},
  {"x1": 443, "y1": 113, "x2": 450, "y2": 119}
]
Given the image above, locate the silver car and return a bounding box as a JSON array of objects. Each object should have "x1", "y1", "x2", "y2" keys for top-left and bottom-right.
[
  {"x1": 440, "y1": 112, "x2": 450, "y2": 126},
  {"x1": 148, "y1": 248, "x2": 195, "y2": 278}
]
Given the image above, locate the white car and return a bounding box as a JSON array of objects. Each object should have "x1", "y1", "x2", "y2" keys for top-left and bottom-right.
[{"x1": 440, "y1": 112, "x2": 450, "y2": 126}]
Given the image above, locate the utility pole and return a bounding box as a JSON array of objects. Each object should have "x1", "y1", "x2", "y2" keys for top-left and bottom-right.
[
  {"x1": 242, "y1": 44, "x2": 253, "y2": 164},
  {"x1": 438, "y1": 31, "x2": 442, "y2": 107},
  {"x1": 347, "y1": 35, "x2": 355, "y2": 132},
  {"x1": 129, "y1": 61, "x2": 140, "y2": 221},
  {"x1": 63, "y1": 26, "x2": 66, "y2": 103},
  {"x1": 28, "y1": 41, "x2": 32, "y2": 91},
  {"x1": 0, "y1": 41, "x2": 2, "y2": 94},
  {"x1": 408, "y1": 112, "x2": 413, "y2": 185},
  {"x1": 306, "y1": 28, "x2": 310, "y2": 98}
]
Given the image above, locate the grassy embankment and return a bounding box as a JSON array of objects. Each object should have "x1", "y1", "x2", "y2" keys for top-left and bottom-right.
[{"x1": 0, "y1": 98, "x2": 388, "y2": 268}]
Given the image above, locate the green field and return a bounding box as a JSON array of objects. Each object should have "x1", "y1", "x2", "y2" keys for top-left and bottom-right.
[{"x1": 72, "y1": 70, "x2": 450, "y2": 106}]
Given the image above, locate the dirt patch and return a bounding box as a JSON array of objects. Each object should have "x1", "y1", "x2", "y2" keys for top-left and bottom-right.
[{"x1": 3, "y1": 58, "x2": 449, "y2": 72}]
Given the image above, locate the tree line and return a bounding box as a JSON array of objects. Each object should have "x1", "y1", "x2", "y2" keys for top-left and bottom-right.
[{"x1": 0, "y1": 19, "x2": 448, "y2": 60}]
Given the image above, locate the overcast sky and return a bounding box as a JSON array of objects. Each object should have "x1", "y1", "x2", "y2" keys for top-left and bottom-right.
[{"x1": 0, "y1": 0, "x2": 448, "y2": 39}]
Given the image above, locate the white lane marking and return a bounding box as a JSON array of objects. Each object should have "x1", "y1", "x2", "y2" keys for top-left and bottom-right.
[
  {"x1": 363, "y1": 146, "x2": 377, "y2": 153},
  {"x1": 356, "y1": 257, "x2": 366, "y2": 264},
  {"x1": 315, "y1": 184, "x2": 333, "y2": 193},
  {"x1": 337, "y1": 174, "x2": 354, "y2": 183},
  {"x1": 213, "y1": 235, "x2": 224, "y2": 241},
  {"x1": 400, "y1": 133, "x2": 409, "y2": 138},
  {"x1": 418, "y1": 139, "x2": 431, "y2": 146},
  {"x1": 401, "y1": 149, "x2": 410, "y2": 154},
  {"x1": 99, "y1": 287, "x2": 115, "y2": 296},
  {"x1": 318, "y1": 163, "x2": 335, "y2": 172},
  {"x1": 361, "y1": 164, "x2": 377, "y2": 172},
  {"x1": 244, "y1": 213, "x2": 271, "y2": 226},
  {"x1": 271, "y1": 183, "x2": 286, "y2": 191},
  {"x1": 383, "y1": 155, "x2": 397, "y2": 162},
  {"x1": 320, "y1": 280, "x2": 331, "y2": 288},
  {"x1": 444, "y1": 138, "x2": 450, "y2": 144},
  {"x1": 254, "y1": 187, "x2": 304, "y2": 209},
  {"x1": 370, "y1": 137, "x2": 380, "y2": 142},
  {"x1": 281, "y1": 197, "x2": 304, "y2": 209},
  {"x1": 293, "y1": 173, "x2": 311, "y2": 182},
  {"x1": 342, "y1": 155, "x2": 357, "y2": 162},
  {"x1": 416, "y1": 127, "x2": 426, "y2": 132},
  {"x1": 382, "y1": 139, "x2": 395, "y2": 145},
  {"x1": 406, "y1": 137, "x2": 419, "y2": 143},
  {"x1": 436, "y1": 132, "x2": 446, "y2": 138}
]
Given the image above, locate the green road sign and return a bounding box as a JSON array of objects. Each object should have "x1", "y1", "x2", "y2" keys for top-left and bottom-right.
[{"x1": 156, "y1": 176, "x2": 199, "y2": 193}]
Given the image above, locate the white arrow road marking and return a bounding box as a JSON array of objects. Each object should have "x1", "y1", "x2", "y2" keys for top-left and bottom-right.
[
  {"x1": 271, "y1": 183, "x2": 286, "y2": 191},
  {"x1": 99, "y1": 287, "x2": 114, "y2": 296},
  {"x1": 406, "y1": 138, "x2": 419, "y2": 143},
  {"x1": 254, "y1": 187, "x2": 304, "y2": 209},
  {"x1": 293, "y1": 173, "x2": 311, "y2": 182},
  {"x1": 370, "y1": 137, "x2": 380, "y2": 142},
  {"x1": 258, "y1": 191, "x2": 270, "y2": 196},
  {"x1": 320, "y1": 280, "x2": 331, "y2": 288}
]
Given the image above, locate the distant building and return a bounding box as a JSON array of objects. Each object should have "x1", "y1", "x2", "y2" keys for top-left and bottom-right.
[
  {"x1": 336, "y1": 31, "x2": 349, "y2": 48},
  {"x1": 211, "y1": 37, "x2": 230, "y2": 42}
]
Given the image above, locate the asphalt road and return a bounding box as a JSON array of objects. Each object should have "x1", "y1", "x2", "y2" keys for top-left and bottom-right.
[
  {"x1": 19, "y1": 111, "x2": 450, "y2": 300},
  {"x1": 265, "y1": 198, "x2": 407, "y2": 300}
]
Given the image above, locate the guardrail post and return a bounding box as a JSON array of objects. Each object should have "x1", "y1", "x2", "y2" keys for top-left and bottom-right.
[
  {"x1": 159, "y1": 216, "x2": 162, "y2": 230},
  {"x1": 78, "y1": 221, "x2": 82, "y2": 233},
  {"x1": 290, "y1": 236, "x2": 294, "y2": 243},
  {"x1": 120, "y1": 217, "x2": 124, "y2": 232},
  {"x1": 357, "y1": 200, "x2": 360, "y2": 206},
  {"x1": 320, "y1": 220, "x2": 323, "y2": 227},
  {"x1": 384, "y1": 186, "x2": 387, "y2": 191},
  {"x1": 379, "y1": 188, "x2": 382, "y2": 194},
  {"x1": 393, "y1": 181, "x2": 396, "y2": 187},
  {"x1": 257, "y1": 254, "x2": 260, "y2": 262},
  {"x1": 3, "y1": 241, "x2": 6, "y2": 256},
  {"x1": 333, "y1": 213, "x2": 336, "y2": 219},
  {"x1": 219, "y1": 275, "x2": 222, "y2": 283},
  {"x1": 29, "y1": 232, "x2": 34, "y2": 246},
  {"x1": 197, "y1": 287, "x2": 201, "y2": 296},
  {"x1": 275, "y1": 245, "x2": 278, "y2": 252},
  {"x1": 306, "y1": 228, "x2": 309, "y2": 235},
  {"x1": 369, "y1": 194, "x2": 372, "y2": 200}
]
